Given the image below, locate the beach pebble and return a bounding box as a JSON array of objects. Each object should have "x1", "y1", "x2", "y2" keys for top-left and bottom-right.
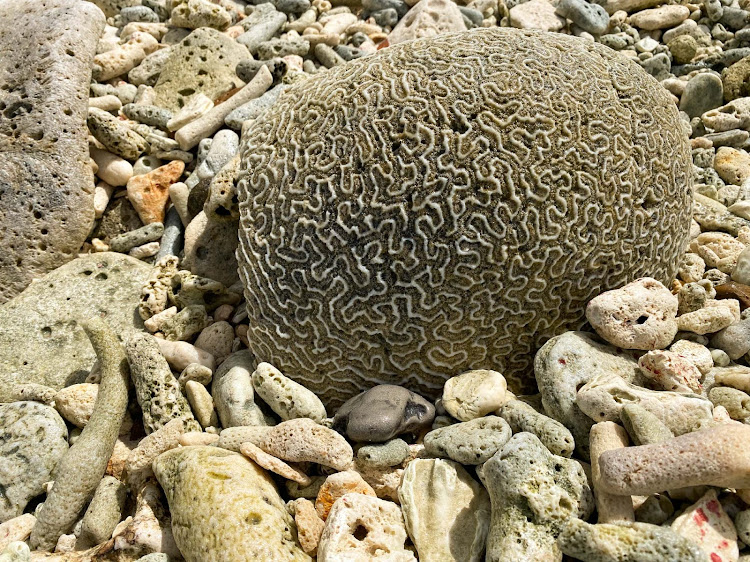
[
  {"x1": 333, "y1": 385, "x2": 435, "y2": 442},
  {"x1": 185, "y1": 380, "x2": 219, "y2": 428},
  {"x1": 677, "y1": 303, "x2": 737, "y2": 334},
  {"x1": 556, "y1": 0, "x2": 609, "y2": 34},
  {"x1": 251, "y1": 363, "x2": 327, "y2": 423},
  {"x1": 628, "y1": 4, "x2": 690, "y2": 29},
  {"x1": 388, "y1": 0, "x2": 466, "y2": 44},
  {"x1": 317, "y1": 493, "x2": 415, "y2": 562},
  {"x1": 291, "y1": 499, "x2": 324, "y2": 557},
  {"x1": 177, "y1": 363, "x2": 213, "y2": 389},
  {"x1": 126, "y1": 418, "x2": 185, "y2": 483},
  {"x1": 509, "y1": 0, "x2": 566, "y2": 31},
  {"x1": 692, "y1": 231, "x2": 745, "y2": 273},
  {"x1": 711, "y1": 312, "x2": 750, "y2": 359},
  {"x1": 670, "y1": 339, "x2": 714, "y2": 374},
  {"x1": 261, "y1": 418, "x2": 353, "y2": 471},
  {"x1": 679, "y1": 253, "x2": 707, "y2": 283},
  {"x1": 153, "y1": 446, "x2": 309, "y2": 561},
  {"x1": 619, "y1": 403, "x2": 675, "y2": 445},
  {"x1": 708, "y1": 386, "x2": 750, "y2": 420},
  {"x1": 109, "y1": 222, "x2": 164, "y2": 253},
  {"x1": 590, "y1": 422, "x2": 634, "y2": 524},
  {"x1": 478, "y1": 432, "x2": 593, "y2": 562},
  {"x1": 598, "y1": 424, "x2": 750, "y2": 495},
  {"x1": 356, "y1": 438, "x2": 410, "y2": 468},
  {"x1": 160, "y1": 304, "x2": 209, "y2": 341},
  {"x1": 194, "y1": 321, "x2": 234, "y2": 364},
  {"x1": 715, "y1": 147, "x2": 750, "y2": 186},
  {"x1": 88, "y1": 107, "x2": 148, "y2": 161},
  {"x1": 179, "y1": 432, "x2": 219, "y2": 446},
  {"x1": 585, "y1": 277, "x2": 678, "y2": 350},
  {"x1": 53, "y1": 383, "x2": 99, "y2": 428},
  {"x1": 156, "y1": 338, "x2": 216, "y2": 372},
  {"x1": 441, "y1": 369, "x2": 508, "y2": 421},
  {"x1": 239, "y1": 442, "x2": 311, "y2": 485},
  {"x1": 497, "y1": 399, "x2": 575, "y2": 457},
  {"x1": 671, "y1": 489, "x2": 739, "y2": 562},
  {"x1": 78, "y1": 476, "x2": 127, "y2": 548},
  {"x1": 212, "y1": 350, "x2": 270, "y2": 428},
  {"x1": 0, "y1": 515, "x2": 35, "y2": 552},
  {"x1": 315, "y1": 471, "x2": 376, "y2": 520},
  {"x1": 92, "y1": 31, "x2": 159, "y2": 81},
  {"x1": 90, "y1": 147, "x2": 133, "y2": 186},
  {"x1": 0, "y1": 403, "x2": 68, "y2": 522},
  {"x1": 558, "y1": 518, "x2": 708, "y2": 562},
  {"x1": 216, "y1": 425, "x2": 271, "y2": 452},
  {"x1": 637, "y1": 349, "x2": 703, "y2": 392},
  {"x1": 170, "y1": 0, "x2": 232, "y2": 29},
  {"x1": 399, "y1": 458, "x2": 490, "y2": 562},
  {"x1": 635, "y1": 494, "x2": 674, "y2": 525}
]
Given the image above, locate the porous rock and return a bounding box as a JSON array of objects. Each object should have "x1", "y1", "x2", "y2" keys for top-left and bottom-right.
[
  {"x1": 478, "y1": 432, "x2": 593, "y2": 561},
  {"x1": 399, "y1": 459, "x2": 490, "y2": 562},
  {"x1": 153, "y1": 446, "x2": 310, "y2": 562},
  {"x1": 423, "y1": 415, "x2": 512, "y2": 465},
  {"x1": 237, "y1": 28, "x2": 692, "y2": 407},
  {"x1": 0, "y1": 253, "x2": 150, "y2": 390},
  {"x1": 0, "y1": 0, "x2": 104, "y2": 303},
  {"x1": 261, "y1": 418, "x2": 353, "y2": 471},
  {"x1": 0, "y1": 403, "x2": 68, "y2": 523},
  {"x1": 388, "y1": 0, "x2": 467, "y2": 45}
]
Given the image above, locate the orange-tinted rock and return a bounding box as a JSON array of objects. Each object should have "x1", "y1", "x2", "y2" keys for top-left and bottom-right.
[
  {"x1": 127, "y1": 160, "x2": 185, "y2": 224},
  {"x1": 315, "y1": 470, "x2": 376, "y2": 520}
]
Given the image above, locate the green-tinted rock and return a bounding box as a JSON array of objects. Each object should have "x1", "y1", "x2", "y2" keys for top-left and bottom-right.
[
  {"x1": 0, "y1": 253, "x2": 150, "y2": 390},
  {"x1": 399, "y1": 458, "x2": 490, "y2": 562},
  {"x1": 558, "y1": 518, "x2": 707, "y2": 562},
  {"x1": 424, "y1": 415, "x2": 512, "y2": 465},
  {"x1": 153, "y1": 446, "x2": 310, "y2": 562},
  {"x1": 478, "y1": 432, "x2": 594, "y2": 562},
  {"x1": 723, "y1": 55, "x2": 750, "y2": 102},
  {"x1": 154, "y1": 28, "x2": 248, "y2": 112}
]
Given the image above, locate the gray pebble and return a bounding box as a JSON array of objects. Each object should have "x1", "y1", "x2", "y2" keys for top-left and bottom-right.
[
  {"x1": 78, "y1": 476, "x2": 127, "y2": 548},
  {"x1": 116, "y1": 5, "x2": 159, "y2": 25},
  {"x1": 333, "y1": 44, "x2": 366, "y2": 61},
  {"x1": 424, "y1": 415, "x2": 511, "y2": 465},
  {"x1": 155, "y1": 206, "x2": 184, "y2": 259},
  {"x1": 235, "y1": 57, "x2": 288, "y2": 83},
  {"x1": 256, "y1": 37, "x2": 310, "y2": 59},
  {"x1": 459, "y1": 6, "x2": 483, "y2": 27},
  {"x1": 237, "y1": 7, "x2": 287, "y2": 53},
  {"x1": 128, "y1": 48, "x2": 173, "y2": 88},
  {"x1": 225, "y1": 85, "x2": 285, "y2": 130},
  {"x1": 620, "y1": 403, "x2": 674, "y2": 445},
  {"x1": 333, "y1": 384, "x2": 435, "y2": 443},
  {"x1": 314, "y1": 43, "x2": 345, "y2": 68},
  {"x1": 363, "y1": 0, "x2": 408, "y2": 16},
  {"x1": 251, "y1": 362, "x2": 327, "y2": 422},
  {"x1": 634, "y1": 494, "x2": 674, "y2": 525},
  {"x1": 88, "y1": 107, "x2": 147, "y2": 160},
  {"x1": 555, "y1": 0, "x2": 609, "y2": 35},
  {"x1": 680, "y1": 72, "x2": 724, "y2": 118},
  {"x1": 371, "y1": 8, "x2": 399, "y2": 27},
  {"x1": 640, "y1": 52, "x2": 671, "y2": 80},
  {"x1": 212, "y1": 350, "x2": 273, "y2": 428},
  {"x1": 109, "y1": 222, "x2": 164, "y2": 253},
  {"x1": 142, "y1": 0, "x2": 170, "y2": 19},
  {"x1": 90, "y1": 82, "x2": 138, "y2": 104},
  {"x1": 357, "y1": 438, "x2": 410, "y2": 468},
  {"x1": 735, "y1": 509, "x2": 750, "y2": 545}
]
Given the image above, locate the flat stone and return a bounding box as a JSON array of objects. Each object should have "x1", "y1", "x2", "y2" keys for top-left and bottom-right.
[
  {"x1": 153, "y1": 446, "x2": 310, "y2": 561},
  {"x1": 399, "y1": 459, "x2": 490, "y2": 562},
  {"x1": 0, "y1": 0, "x2": 105, "y2": 303},
  {"x1": 0, "y1": 253, "x2": 150, "y2": 390},
  {"x1": 628, "y1": 4, "x2": 690, "y2": 29},
  {"x1": 510, "y1": 0, "x2": 566, "y2": 31},
  {"x1": 154, "y1": 28, "x2": 249, "y2": 112},
  {"x1": 332, "y1": 385, "x2": 435, "y2": 443},
  {"x1": 0, "y1": 402, "x2": 68, "y2": 523},
  {"x1": 671, "y1": 489, "x2": 739, "y2": 562},
  {"x1": 388, "y1": 0, "x2": 467, "y2": 45}
]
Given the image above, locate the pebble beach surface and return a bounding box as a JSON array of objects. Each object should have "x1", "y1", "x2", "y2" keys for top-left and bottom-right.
[{"x1": 2, "y1": 0, "x2": 750, "y2": 558}]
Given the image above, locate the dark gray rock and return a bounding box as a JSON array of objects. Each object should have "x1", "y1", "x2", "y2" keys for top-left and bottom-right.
[
  {"x1": 0, "y1": 0, "x2": 105, "y2": 303},
  {"x1": 555, "y1": 0, "x2": 609, "y2": 34},
  {"x1": 333, "y1": 384, "x2": 435, "y2": 442},
  {"x1": 0, "y1": 253, "x2": 151, "y2": 390},
  {"x1": 0, "y1": 402, "x2": 68, "y2": 522}
]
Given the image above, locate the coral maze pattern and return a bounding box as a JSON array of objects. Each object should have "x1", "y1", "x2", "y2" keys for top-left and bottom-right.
[{"x1": 237, "y1": 28, "x2": 693, "y2": 406}]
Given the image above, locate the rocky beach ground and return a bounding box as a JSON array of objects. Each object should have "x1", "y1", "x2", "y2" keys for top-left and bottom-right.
[{"x1": 2, "y1": 0, "x2": 750, "y2": 559}]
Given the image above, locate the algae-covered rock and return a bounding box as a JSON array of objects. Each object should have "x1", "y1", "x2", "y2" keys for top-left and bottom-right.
[
  {"x1": 478, "y1": 432, "x2": 594, "y2": 561},
  {"x1": 0, "y1": 403, "x2": 68, "y2": 523},
  {"x1": 0, "y1": 253, "x2": 150, "y2": 390},
  {"x1": 237, "y1": 27, "x2": 693, "y2": 406},
  {"x1": 152, "y1": 446, "x2": 310, "y2": 562}
]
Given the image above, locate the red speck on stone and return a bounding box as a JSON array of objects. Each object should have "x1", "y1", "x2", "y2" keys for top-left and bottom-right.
[
  {"x1": 694, "y1": 508, "x2": 708, "y2": 525},
  {"x1": 711, "y1": 553, "x2": 722, "y2": 562},
  {"x1": 707, "y1": 500, "x2": 721, "y2": 515},
  {"x1": 377, "y1": 39, "x2": 389, "y2": 50},
  {"x1": 558, "y1": 358, "x2": 567, "y2": 365},
  {"x1": 719, "y1": 540, "x2": 729, "y2": 548}
]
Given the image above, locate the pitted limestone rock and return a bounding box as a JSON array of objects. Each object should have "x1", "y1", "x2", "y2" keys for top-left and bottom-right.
[
  {"x1": 424, "y1": 415, "x2": 512, "y2": 465},
  {"x1": 0, "y1": 0, "x2": 104, "y2": 303},
  {"x1": 477, "y1": 432, "x2": 594, "y2": 562},
  {"x1": 237, "y1": 28, "x2": 692, "y2": 406},
  {"x1": 0, "y1": 253, "x2": 150, "y2": 390}
]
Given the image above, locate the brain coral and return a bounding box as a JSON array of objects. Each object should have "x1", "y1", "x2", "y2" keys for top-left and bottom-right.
[{"x1": 236, "y1": 28, "x2": 693, "y2": 406}]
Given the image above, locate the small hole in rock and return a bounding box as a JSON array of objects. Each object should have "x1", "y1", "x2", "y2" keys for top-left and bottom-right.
[
  {"x1": 353, "y1": 525, "x2": 368, "y2": 541},
  {"x1": 636, "y1": 315, "x2": 648, "y2": 324}
]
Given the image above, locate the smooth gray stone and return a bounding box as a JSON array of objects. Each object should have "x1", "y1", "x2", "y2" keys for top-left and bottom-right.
[
  {"x1": 0, "y1": 402, "x2": 68, "y2": 522},
  {"x1": 0, "y1": 0, "x2": 105, "y2": 303},
  {"x1": 156, "y1": 206, "x2": 185, "y2": 259},
  {"x1": 224, "y1": 86, "x2": 286, "y2": 130},
  {"x1": 109, "y1": 222, "x2": 164, "y2": 253},
  {"x1": 333, "y1": 384, "x2": 435, "y2": 443},
  {"x1": 680, "y1": 72, "x2": 724, "y2": 119},
  {"x1": 236, "y1": 9, "x2": 287, "y2": 53}
]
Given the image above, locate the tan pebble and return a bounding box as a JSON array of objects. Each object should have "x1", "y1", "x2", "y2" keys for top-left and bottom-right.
[
  {"x1": 213, "y1": 304, "x2": 234, "y2": 323},
  {"x1": 714, "y1": 365, "x2": 750, "y2": 392},
  {"x1": 168, "y1": 182, "x2": 191, "y2": 227},
  {"x1": 54, "y1": 533, "x2": 76, "y2": 552},
  {"x1": 216, "y1": 425, "x2": 271, "y2": 452},
  {"x1": 677, "y1": 304, "x2": 736, "y2": 334},
  {"x1": 129, "y1": 241, "x2": 160, "y2": 259},
  {"x1": 671, "y1": 489, "x2": 739, "y2": 562},
  {"x1": 88, "y1": 94, "x2": 122, "y2": 112},
  {"x1": 179, "y1": 431, "x2": 219, "y2": 446},
  {"x1": 590, "y1": 422, "x2": 634, "y2": 524},
  {"x1": 315, "y1": 470, "x2": 376, "y2": 520},
  {"x1": 669, "y1": 339, "x2": 714, "y2": 375},
  {"x1": 261, "y1": 418, "x2": 353, "y2": 471},
  {"x1": 240, "y1": 442, "x2": 312, "y2": 485},
  {"x1": 93, "y1": 181, "x2": 115, "y2": 219},
  {"x1": 156, "y1": 338, "x2": 215, "y2": 372},
  {"x1": 441, "y1": 369, "x2": 508, "y2": 421},
  {"x1": 317, "y1": 493, "x2": 415, "y2": 561},
  {"x1": 715, "y1": 147, "x2": 750, "y2": 186},
  {"x1": 144, "y1": 306, "x2": 178, "y2": 333},
  {"x1": 167, "y1": 94, "x2": 214, "y2": 132},
  {"x1": 185, "y1": 380, "x2": 219, "y2": 429},
  {"x1": 586, "y1": 277, "x2": 678, "y2": 350},
  {"x1": 638, "y1": 349, "x2": 702, "y2": 393},
  {"x1": 90, "y1": 147, "x2": 133, "y2": 187},
  {"x1": 90, "y1": 238, "x2": 109, "y2": 252},
  {"x1": 53, "y1": 383, "x2": 99, "y2": 427},
  {"x1": 353, "y1": 460, "x2": 404, "y2": 503},
  {"x1": 292, "y1": 499, "x2": 324, "y2": 557},
  {"x1": 177, "y1": 363, "x2": 213, "y2": 389},
  {"x1": 0, "y1": 513, "x2": 35, "y2": 551},
  {"x1": 599, "y1": 424, "x2": 750, "y2": 495},
  {"x1": 126, "y1": 418, "x2": 185, "y2": 481},
  {"x1": 628, "y1": 4, "x2": 689, "y2": 29},
  {"x1": 93, "y1": 31, "x2": 158, "y2": 81},
  {"x1": 127, "y1": 160, "x2": 185, "y2": 224},
  {"x1": 106, "y1": 438, "x2": 137, "y2": 481},
  {"x1": 691, "y1": 232, "x2": 745, "y2": 274},
  {"x1": 194, "y1": 321, "x2": 234, "y2": 364}
]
